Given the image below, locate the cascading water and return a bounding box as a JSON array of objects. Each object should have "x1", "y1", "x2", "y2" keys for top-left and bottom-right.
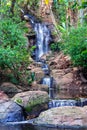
[
  {"x1": 34, "y1": 23, "x2": 51, "y2": 60},
  {"x1": 42, "y1": 76, "x2": 53, "y2": 88},
  {"x1": 24, "y1": 14, "x2": 51, "y2": 60}
]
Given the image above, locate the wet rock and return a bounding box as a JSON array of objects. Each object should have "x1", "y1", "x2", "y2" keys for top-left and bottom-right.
[
  {"x1": 31, "y1": 81, "x2": 48, "y2": 91},
  {"x1": 52, "y1": 69, "x2": 73, "y2": 90},
  {"x1": 12, "y1": 91, "x2": 48, "y2": 116},
  {"x1": 0, "y1": 100, "x2": 24, "y2": 123},
  {"x1": 58, "y1": 73, "x2": 73, "y2": 86},
  {"x1": 34, "y1": 106, "x2": 87, "y2": 127},
  {"x1": 0, "y1": 82, "x2": 22, "y2": 98}
]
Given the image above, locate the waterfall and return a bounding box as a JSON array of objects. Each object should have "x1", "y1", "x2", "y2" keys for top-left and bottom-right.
[
  {"x1": 34, "y1": 23, "x2": 51, "y2": 60},
  {"x1": 24, "y1": 14, "x2": 51, "y2": 60},
  {"x1": 24, "y1": 14, "x2": 87, "y2": 109},
  {"x1": 48, "y1": 100, "x2": 77, "y2": 108},
  {"x1": 42, "y1": 77, "x2": 53, "y2": 88}
]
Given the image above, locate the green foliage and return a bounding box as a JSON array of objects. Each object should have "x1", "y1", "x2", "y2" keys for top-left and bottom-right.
[
  {"x1": 14, "y1": 98, "x2": 23, "y2": 105},
  {"x1": 30, "y1": 45, "x2": 36, "y2": 54},
  {"x1": 52, "y1": 0, "x2": 66, "y2": 25},
  {"x1": 0, "y1": 16, "x2": 30, "y2": 84},
  {"x1": 0, "y1": 0, "x2": 37, "y2": 86},
  {"x1": 6, "y1": 74, "x2": 19, "y2": 84},
  {"x1": 50, "y1": 42, "x2": 60, "y2": 52},
  {"x1": 60, "y1": 25, "x2": 87, "y2": 68},
  {"x1": 27, "y1": 72, "x2": 35, "y2": 85}
]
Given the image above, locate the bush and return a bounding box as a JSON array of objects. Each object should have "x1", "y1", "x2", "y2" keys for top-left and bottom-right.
[
  {"x1": 50, "y1": 42, "x2": 60, "y2": 52},
  {"x1": 60, "y1": 25, "x2": 87, "y2": 68},
  {"x1": 0, "y1": 18, "x2": 30, "y2": 85}
]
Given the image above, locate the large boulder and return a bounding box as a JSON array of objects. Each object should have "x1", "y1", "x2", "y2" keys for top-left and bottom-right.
[
  {"x1": 12, "y1": 91, "x2": 49, "y2": 118},
  {"x1": 0, "y1": 82, "x2": 22, "y2": 98},
  {"x1": 34, "y1": 106, "x2": 87, "y2": 127},
  {"x1": 0, "y1": 100, "x2": 24, "y2": 123},
  {"x1": 0, "y1": 91, "x2": 24, "y2": 123},
  {"x1": 52, "y1": 69, "x2": 73, "y2": 90}
]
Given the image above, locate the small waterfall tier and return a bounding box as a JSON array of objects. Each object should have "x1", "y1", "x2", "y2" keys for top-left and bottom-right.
[
  {"x1": 34, "y1": 23, "x2": 51, "y2": 60},
  {"x1": 48, "y1": 100, "x2": 77, "y2": 108},
  {"x1": 48, "y1": 98, "x2": 87, "y2": 108},
  {"x1": 42, "y1": 76, "x2": 53, "y2": 88},
  {"x1": 41, "y1": 63, "x2": 50, "y2": 75}
]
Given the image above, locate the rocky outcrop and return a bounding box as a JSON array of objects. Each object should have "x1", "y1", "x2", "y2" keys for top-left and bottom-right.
[
  {"x1": 12, "y1": 91, "x2": 49, "y2": 118},
  {"x1": 52, "y1": 70, "x2": 73, "y2": 90},
  {"x1": 0, "y1": 82, "x2": 22, "y2": 98},
  {"x1": 46, "y1": 52, "x2": 73, "y2": 90},
  {"x1": 48, "y1": 52, "x2": 71, "y2": 69},
  {"x1": 34, "y1": 106, "x2": 87, "y2": 127}
]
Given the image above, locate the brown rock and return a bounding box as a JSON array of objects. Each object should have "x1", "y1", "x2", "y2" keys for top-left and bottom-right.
[
  {"x1": 52, "y1": 69, "x2": 73, "y2": 90},
  {"x1": 31, "y1": 67, "x2": 44, "y2": 83},
  {"x1": 31, "y1": 81, "x2": 48, "y2": 91},
  {"x1": 0, "y1": 82, "x2": 22, "y2": 98},
  {"x1": 49, "y1": 52, "x2": 71, "y2": 69},
  {"x1": 34, "y1": 106, "x2": 87, "y2": 127}
]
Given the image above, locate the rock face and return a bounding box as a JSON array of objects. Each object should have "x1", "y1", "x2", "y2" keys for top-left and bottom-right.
[
  {"x1": 0, "y1": 82, "x2": 22, "y2": 98},
  {"x1": 12, "y1": 91, "x2": 49, "y2": 115},
  {"x1": 46, "y1": 52, "x2": 73, "y2": 90},
  {"x1": 31, "y1": 81, "x2": 48, "y2": 91},
  {"x1": 0, "y1": 101, "x2": 24, "y2": 123},
  {"x1": 34, "y1": 106, "x2": 87, "y2": 127},
  {"x1": 52, "y1": 70, "x2": 73, "y2": 90}
]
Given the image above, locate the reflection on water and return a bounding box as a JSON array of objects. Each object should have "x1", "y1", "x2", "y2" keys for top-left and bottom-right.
[{"x1": 0, "y1": 124, "x2": 87, "y2": 130}]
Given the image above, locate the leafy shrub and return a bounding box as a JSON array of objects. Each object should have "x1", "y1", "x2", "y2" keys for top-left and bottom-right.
[
  {"x1": 50, "y1": 42, "x2": 60, "y2": 52},
  {"x1": 0, "y1": 18, "x2": 30, "y2": 85},
  {"x1": 60, "y1": 25, "x2": 87, "y2": 68}
]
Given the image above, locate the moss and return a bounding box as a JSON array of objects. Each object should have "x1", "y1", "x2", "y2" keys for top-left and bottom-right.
[{"x1": 14, "y1": 98, "x2": 23, "y2": 106}]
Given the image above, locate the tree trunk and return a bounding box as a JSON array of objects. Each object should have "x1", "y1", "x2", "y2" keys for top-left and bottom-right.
[
  {"x1": 10, "y1": 0, "x2": 16, "y2": 15},
  {"x1": 38, "y1": 0, "x2": 53, "y2": 23}
]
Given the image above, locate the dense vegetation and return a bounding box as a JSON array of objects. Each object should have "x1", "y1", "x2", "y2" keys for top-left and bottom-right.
[
  {"x1": 0, "y1": 1, "x2": 31, "y2": 85},
  {"x1": 60, "y1": 25, "x2": 87, "y2": 68},
  {"x1": 52, "y1": 0, "x2": 87, "y2": 69}
]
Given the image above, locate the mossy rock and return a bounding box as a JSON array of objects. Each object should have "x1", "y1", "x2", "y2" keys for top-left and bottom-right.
[{"x1": 12, "y1": 91, "x2": 49, "y2": 112}]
